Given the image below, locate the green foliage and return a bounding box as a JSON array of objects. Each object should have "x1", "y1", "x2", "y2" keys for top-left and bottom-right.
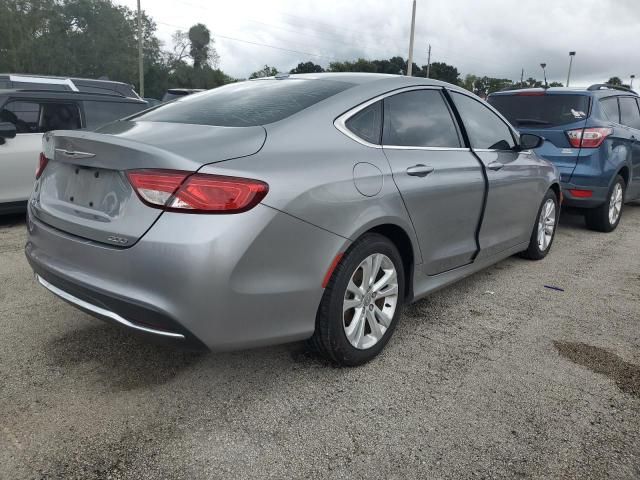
[
  {"x1": 289, "y1": 61, "x2": 324, "y2": 74},
  {"x1": 461, "y1": 74, "x2": 513, "y2": 97},
  {"x1": 549, "y1": 81, "x2": 564, "y2": 87},
  {"x1": 416, "y1": 62, "x2": 460, "y2": 85},
  {"x1": 607, "y1": 77, "x2": 622, "y2": 86},
  {"x1": 249, "y1": 65, "x2": 279, "y2": 79}
]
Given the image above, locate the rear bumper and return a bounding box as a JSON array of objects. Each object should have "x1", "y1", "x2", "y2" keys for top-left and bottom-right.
[
  {"x1": 26, "y1": 204, "x2": 348, "y2": 351},
  {"x1": 560, "y1": 181, "x2": 608, "y2": 208}
]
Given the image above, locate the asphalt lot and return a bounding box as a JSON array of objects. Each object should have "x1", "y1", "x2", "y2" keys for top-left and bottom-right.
[{"x1": 1, "y1": 206, "x2": 640, "y2": 480}]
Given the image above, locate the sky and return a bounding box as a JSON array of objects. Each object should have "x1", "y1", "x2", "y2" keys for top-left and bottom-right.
[{"x1": 115, "y1": 0, "x2": 639, "y2": 89}]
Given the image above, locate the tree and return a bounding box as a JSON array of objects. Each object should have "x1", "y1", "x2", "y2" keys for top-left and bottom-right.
[
  {"x1": 249, "y1": 65, "x2": 279, "y2": 79},
  {"x1": 417, "y1": 62, "x2": 460, "y2": 84},
  {"x1": 290, "y1": 61, "x2": 324, "y2": 74},
  {"x1": 549, "y1": 81, "x2": 564, "y2": 87},
  {"x1": 607, "y1": 77, "x2": 623, "y2": 86},
  {"x1": 188, "y1": 23, "x2": 219, "y2": 69}
]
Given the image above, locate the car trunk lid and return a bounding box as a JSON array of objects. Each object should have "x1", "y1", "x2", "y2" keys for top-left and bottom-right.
[{"x1": 31, "y1": 121, "x2": 266, "y2": 246}]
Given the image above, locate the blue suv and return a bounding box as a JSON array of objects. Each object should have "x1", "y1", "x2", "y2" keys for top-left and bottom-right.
[{"x1": 488, "y1": 84, "x2": 640, "y2": 232}]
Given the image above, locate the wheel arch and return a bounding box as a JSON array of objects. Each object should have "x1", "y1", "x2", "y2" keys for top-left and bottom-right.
[{"x1": 618, "y1": 165, "x2": 630, "y2": 187}]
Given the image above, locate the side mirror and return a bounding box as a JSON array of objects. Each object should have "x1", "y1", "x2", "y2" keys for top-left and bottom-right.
[
  {"x1": 519, "y1": 133, "x2": 544, "y2": 150},
  {"x1": 0, "y1": 122, "x2": 17, "y2": 140}
]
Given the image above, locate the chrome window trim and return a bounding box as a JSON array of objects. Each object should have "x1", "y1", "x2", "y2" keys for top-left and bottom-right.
[
  {"x1": 335, "y1": 85, "x2": 466, "y2": 150},
  {"x1": 36, "y1": 274, "x2": 185, "y2": 339}
]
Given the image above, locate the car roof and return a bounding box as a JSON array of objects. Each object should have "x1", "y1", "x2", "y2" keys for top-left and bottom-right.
[
  {"x1": 489, "y1": 86, "x2": 638, "y2": 99},
  {"x1": 0, "y1": 89, "x2": 147, "y2": 103},
  {"x1": 260, "y1": 72, "x2": 457, "y2": 88}
]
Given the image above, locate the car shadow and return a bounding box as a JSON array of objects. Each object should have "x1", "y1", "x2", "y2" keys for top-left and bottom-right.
[{"x1": 0, "y1": 212, "x2": 26, "y2": 229}]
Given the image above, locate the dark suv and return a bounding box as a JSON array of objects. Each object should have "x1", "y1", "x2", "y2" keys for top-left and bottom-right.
[{"x1": 488, "y1": 85, "x2": 640, "y2": 232}]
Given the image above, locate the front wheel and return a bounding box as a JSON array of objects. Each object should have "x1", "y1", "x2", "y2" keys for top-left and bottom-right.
[
  {"x1": 585, "y1": 175, "x2": 625, "y2": 232},
  {"x1": 519, "y1": 189, "x2": 559, "y2": 260},
  {"x1": 310, "y1": 233, "x2": 405, "y2": 366}
]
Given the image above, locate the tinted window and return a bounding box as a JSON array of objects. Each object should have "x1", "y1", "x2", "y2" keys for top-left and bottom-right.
[
  {"x1": 600, "y1": 97, "x2": 620, "y2": 123},
  {"x1": 345, "y1": 101, "x2": 382, "y2": 144},
  {"x1": 135, "y1": 79, "x2": 354, "y2": 127},
  {"x1": 619, "y1": 97, "x2": 640, "y2": 130},
  {"x1": 0, "y1": 100, "x2": 81, "y2": 133},
  {"x1": 452, "y1": 92, "x2": 515, "y2": 150},
  {"x1": 488, "y1": 94, "x2": 589, "y2": 128},
  {"x1": 382, "y1": 89, "x2": 460, "y2": 147},
  {"x1": 84, "y1": 101, "x2": 146, "y2": 129}
]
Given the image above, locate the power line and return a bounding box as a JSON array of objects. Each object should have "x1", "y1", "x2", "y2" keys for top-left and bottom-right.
[{"x1": 155, "y1": 21, "x2": 336, "y2": 60}]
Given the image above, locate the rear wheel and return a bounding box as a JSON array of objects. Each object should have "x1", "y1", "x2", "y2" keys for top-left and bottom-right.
[
  {"x1": 519, "y1": 189, "x2": 559, "y2": 260},
  {"x1": 310, "y1": 233, "x2": 405, "y2": 366},
  {"x1": 585, "y1": 175, "x2": 625, "y2": 232}
]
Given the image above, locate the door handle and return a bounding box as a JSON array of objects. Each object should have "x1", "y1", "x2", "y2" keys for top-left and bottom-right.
[
  {"x1": 487, "y1": 161, "x2": 504, "y2": 171},
  {"x1": 406, "y1": 164, "x2": 435, "y2": 177}
]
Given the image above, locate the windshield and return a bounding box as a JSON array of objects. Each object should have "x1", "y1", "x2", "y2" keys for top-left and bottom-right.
[
  {"x1": 135, "y1": 79, "x2": 354, "y2": 127},
  {"x1": 488, "y1": 94, "x2": 590, "y2": 128}
]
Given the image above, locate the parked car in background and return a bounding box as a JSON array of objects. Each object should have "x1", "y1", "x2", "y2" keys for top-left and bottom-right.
[
  {"x1": 162, "y1": 88, "x2": 205, "y2": 102},
  {"x1": 0, "y1": 88, "x2": 147, "y2": 214},
  {"x1": 26, "y1": 74, "x2": 560, "y2": 365},
  {"x1": 0, "y1": 73, "x2": 140, "y2": 99},
  {"x1": 488, "y1": 84, "x2": 640, "y2": 232},
  {"x1": 143, "y1": 97, "x2": 162, "y2": 107}
]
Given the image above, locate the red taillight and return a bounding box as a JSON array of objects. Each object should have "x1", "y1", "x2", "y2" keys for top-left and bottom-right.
[
  {"x1": 566, "y1": 127, "x2": 612, "y2": 148},
  {"x1": 36, "y1": 152, "x2": 49, "y2": 179},
  {"x1": 127, "y1": 169, "x2": 268, "y2": 214},
  {"x1": 568, "y1": 189, "x2": 593, "y2": 198}
]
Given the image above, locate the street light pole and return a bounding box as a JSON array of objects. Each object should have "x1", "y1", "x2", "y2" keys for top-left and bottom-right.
[
  {"x1": 406, "y1": 0, "x2": 416, "y2": 76},
  {"x1": 566, "y1": 51, "x2": 576, "y2": 87},
  {"x1": 540, "y1": 63, "x2": 548, "y2": 88},
  {"x1": 631, "y1": 75, "x2": 636, "y2": 90},
  {"x1": 137, "y1": 0, "x2": 144, "y2": 97}
]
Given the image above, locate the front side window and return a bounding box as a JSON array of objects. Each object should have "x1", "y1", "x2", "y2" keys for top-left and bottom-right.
[
  {"x1": 382, "y1": 89, "x2": 461, "y2": 148},
  {"x1": 0, "y1": 100, "x2": 81, "y2": 133},
  {"x1": 451, "y1": 92, "x2": 515, "y2": 150},
  {"x1": 134, "y1": 79, "x2": 354, "y2": 127},
  {"x1": 345, "y1": 101, "x2": 382, "y2": 145},
  {"x1": 600, "y1": 97, "x2": 620, "y2": 123},
  {"x1": 619, "y1": 97, "x2": 640, "y2": 130}
]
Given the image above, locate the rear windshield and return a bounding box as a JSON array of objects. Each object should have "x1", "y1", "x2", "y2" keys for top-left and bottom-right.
[
  {"x1": 488, "y1": 94, "x2": 590, "y2": 128},
  {"x1": 135, "y1": 79, "x2": 354, "y2": 127}
]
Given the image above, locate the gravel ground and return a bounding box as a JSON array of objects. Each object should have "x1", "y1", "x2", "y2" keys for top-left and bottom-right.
[{"x1": 1, "y1": 206, "x2": 640, "y2": 479}]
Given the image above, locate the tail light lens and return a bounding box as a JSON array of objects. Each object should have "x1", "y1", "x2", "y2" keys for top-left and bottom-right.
[
  {"x1": 127, "y1": 170, "x2": 268, "y2": 214},
  {"x1": 566, "y1": 127, "x2": 613, "y2": 148},
  {"x1": 36, "y1": 152, "x2": 49, "y2": 179}
]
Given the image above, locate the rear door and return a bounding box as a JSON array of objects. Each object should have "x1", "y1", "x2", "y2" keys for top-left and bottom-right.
[
  {"x1": 618, "y1": 96, "x2": 640, "y2": 199},
  {"x1": 0, "y1": 98, "x2": 81, "y2": 204},
  {"x1": 488, "y1": 92, "x2": 590, "y2": 182},
  {"x1": 381, "y1": 88, "x2": 485, "y2": 275},
  {"x1": 450, "y1": 91, "x2": 543, "y2": 259}
]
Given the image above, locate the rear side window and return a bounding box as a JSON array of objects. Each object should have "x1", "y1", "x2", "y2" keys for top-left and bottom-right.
[
  {"x1": 488, "y1": 94, "x2": 590, "y2": 128},
  {"x1": 134, "y1": 79, "x2": 354, "y2": 127},
  {"x1": 619, "y1": 97, "x2": 640, "y2": 130},
  {"x1": 84, "y1": 101, "x2": 146, "y2": 129},
  {"x1": 600, "y1": 97, "x2": 620, "y2": 123},
  {"x1": 345, "y1": 101, "x2": 382, "y2": 145},
  {"x1": 382, "y1": 89, "x2": 461, "y2": 148},
  {"x1": 0, "y1": 100, "x2": 81, "y2": 133},
  {"x1": 452, "y1": 92, "x2": 515, "y2": 150}
]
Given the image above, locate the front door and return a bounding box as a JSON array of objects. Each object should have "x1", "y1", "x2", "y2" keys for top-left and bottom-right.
[
  {"x1": 381, "y1": 88, "x2": 485, "y2": 275},
  {"x1": 449, "y1": 91, "x2": 545, "y2": 259}
]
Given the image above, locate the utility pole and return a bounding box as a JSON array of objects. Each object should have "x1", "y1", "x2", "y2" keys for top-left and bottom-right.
[
  {"x1": 631, "y1": 75, "x2": 636, "y2": 90},
  {"x1": 137, "y1": 0, "x2": 144, "y2": 97},
  {"x1": 566, "y1": 51, "x2": 576, "y2": 87},
  {"x1": 520, "y1": 68, "x2": 524, "y2": 85},
  {"x1": 426, "y1": 44, "x2": 431, "y2": 78},
  {"x1": 540, "y1": 63, "x2": 548, "y2": 88},
  {"x1": 406, "y1": 0, "x2": 416, "y2": 76}
]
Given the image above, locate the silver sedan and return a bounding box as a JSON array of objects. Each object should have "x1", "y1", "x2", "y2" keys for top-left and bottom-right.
[{"x1": 26, "y1": 73, "x2": 560, "y2": 366}]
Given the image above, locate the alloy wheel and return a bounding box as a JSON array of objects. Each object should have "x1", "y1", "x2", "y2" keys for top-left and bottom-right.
[
  {"x1": 343, "y1": 253, "x2": 398, "y2": 350},
  {"x1": 608, "y1": 182, "x2": 623, "y2": 226},
  {"x1": 537, "y1": 198, "x2": 556, "y2": 251}
]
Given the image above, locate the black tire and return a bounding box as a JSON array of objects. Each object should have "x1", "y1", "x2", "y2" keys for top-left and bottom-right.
[
  {"x1": 585, "y1": 175, "x2": 625, "y2": 232},
  {"x1": 310, "y1": 233, "x2": 405, "y2": 366},
  {"x1": 519, "y1": 189, "x2": 559, "y2": 260}
]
